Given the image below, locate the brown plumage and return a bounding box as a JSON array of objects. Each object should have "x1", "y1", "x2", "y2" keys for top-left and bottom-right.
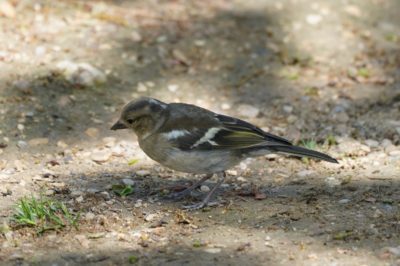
[{"x1": 111, "y1": 97, "x2": 338, "y2": 209}]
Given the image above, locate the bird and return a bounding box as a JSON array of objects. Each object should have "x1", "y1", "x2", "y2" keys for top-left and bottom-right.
[{"x1": 111, "y1": 97, "x2": 338, "y2": 209}]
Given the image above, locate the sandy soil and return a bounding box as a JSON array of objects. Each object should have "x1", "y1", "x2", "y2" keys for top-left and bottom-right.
[{"x1": 0, "y1": 0, "x2": 399, "y2": 265}]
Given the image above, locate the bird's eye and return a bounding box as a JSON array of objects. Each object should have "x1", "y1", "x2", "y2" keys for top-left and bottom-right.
[{"x1": 127, "y1": 119, "x2": 135, "y2": 124}]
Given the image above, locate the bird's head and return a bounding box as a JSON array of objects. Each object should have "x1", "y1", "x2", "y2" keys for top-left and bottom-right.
[{"x1": 111, "y1": 97, "x2": 168, "y2": 138}]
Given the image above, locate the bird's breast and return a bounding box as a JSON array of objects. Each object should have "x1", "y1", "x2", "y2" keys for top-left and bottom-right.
[{"x1": 138, "y1": 135, "x2": 240, "y2": 174}]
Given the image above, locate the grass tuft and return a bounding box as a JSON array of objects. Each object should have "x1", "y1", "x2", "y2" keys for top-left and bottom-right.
[
  {"x1": 12, "y1": 196, "x2": 80, "y2": 234},
  {"x1": 300, "y1": 138, "x2": 318, "y2": 150},
  {"x1": 112, "y1": 184, "x2": 134, "y2": 197}
]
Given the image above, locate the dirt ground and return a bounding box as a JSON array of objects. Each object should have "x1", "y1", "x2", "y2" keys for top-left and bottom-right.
[{"x1": 0, "y1": 0, "x2": 399, "y2": 265}]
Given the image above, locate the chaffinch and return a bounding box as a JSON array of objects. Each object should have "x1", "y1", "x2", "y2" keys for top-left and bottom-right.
[{"x1": 111, "y1": 97, "x2": 338, "y2": 209}]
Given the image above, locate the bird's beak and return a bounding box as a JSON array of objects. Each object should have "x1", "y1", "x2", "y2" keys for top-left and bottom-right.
[{"x1": 110, "y1": 120, "x2": 127, "y2": 130}]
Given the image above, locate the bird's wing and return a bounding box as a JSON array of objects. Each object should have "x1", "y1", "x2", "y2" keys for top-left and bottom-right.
[
  {"x1": 160, "y1": 103, "x2": 292, "y2": 151},
  {"x1": 205, "y1": 114, "x2": 292, "y2": 149}
]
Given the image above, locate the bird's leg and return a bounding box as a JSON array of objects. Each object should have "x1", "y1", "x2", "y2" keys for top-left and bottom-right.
[
  {"x1": 164, "y1": 173, "x2": 213, "y2": 200},
  {"x1": 183, "y1": 172, "x2": 226, "y2": 210}
]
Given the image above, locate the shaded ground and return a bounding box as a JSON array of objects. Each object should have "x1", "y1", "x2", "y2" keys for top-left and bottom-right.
[{"x1": 0, "y1": 0, "x2": 399, "y2": 265}]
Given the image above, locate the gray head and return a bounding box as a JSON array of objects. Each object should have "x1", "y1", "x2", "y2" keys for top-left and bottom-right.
[{"x1": 111, "y1": 97, "x2": 168, "y2": 138}]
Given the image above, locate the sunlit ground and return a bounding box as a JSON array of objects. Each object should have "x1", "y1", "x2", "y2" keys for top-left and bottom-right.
[{"x1": 0, "y1": 0, "x2": 399, "y2": 265}]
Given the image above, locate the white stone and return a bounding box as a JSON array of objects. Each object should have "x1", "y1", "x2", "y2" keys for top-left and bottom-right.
[
  {"x1": 306, "y1": 14, "x2": 322, "y2": 25},
  {"x1": 238, "y1": 104, "x2": 260, "y2": 118},
  {"x1": 237, "y1": 176, "x2": 247, "y2": 182},
  {"x1": 167, "y1": 84, "x2": 179, "y2": 92},
  {"x1": 85, "y1": 212, "x2": 96, "y2": 220},
  {"x1": 144, "y1": 213, "x2": 157, "y2": 222},
  {"x1": 17, "y1": 141, "x2": 28, "y2": 149},
  {"x1": 381, "y1": 139, "x2": 392, "y2": 148},
  {"x1": 365, "y1": 139, "x2": 379, "y2": 148},
  {"x1": 200, "y1": 185, "x2": 210, "y2": 192},
  {"x1": 17, "y1": 124, "x2": 24, "y2": 131},
  {"x1": 91, "y1": 150, "x2": 111, "y2": 163},
  {"x1": 204, "y1": 248, "x2": 221, "y2": 254},
  {"x1": 35, "y1": 46, "x2": 46, "y2": 56},
  {"x1": 76, "y1": 196, "x2": 84, "y2": 203},
  {"x1": 325, "y1": 176, "x2": 340, "y2": 187},
  {"x1": 137, "y1": 82, "x2": 147, "y2": 92},
  {"x1": 338, "y1": 198, "x2": 350, "y2": 204},
  {"x1": 85, "y1": 128, "x2": 99, "y2": 138},
  {"x1": 283, "y1": 105, "x2": 293, "y2": 113},
  {"x1": 56, "y1": 60, "x2": 106, "y2": 87},
  {"x1": 122, "y1": 178, "x2": 135, "y2": 186},
  {"x1": 389, "y1": 150, "x2": 400, "y2": 157},
  {"x1": 297, "y1": 170, "x2": 316, "y2": 178},
  {"x1": 385, "y1": 246, "x2": 400, "y2": 257},
  {"x1": 28, "y1": 138, "x2": 49, "y2": 146},
  {"x1": 221, "y1": 103, "x2": 231, "y2": 110},
  {"x1": 87, "y1": 188, "x2": 100, "y2": 194},
  {"x1": 136, "y1": 170, "x2": 150, "y2": 176}
]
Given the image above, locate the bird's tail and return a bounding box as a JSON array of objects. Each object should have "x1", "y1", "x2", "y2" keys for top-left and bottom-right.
[{"x1": 267, "y1": 145, "x2": 338, "y2": 163}]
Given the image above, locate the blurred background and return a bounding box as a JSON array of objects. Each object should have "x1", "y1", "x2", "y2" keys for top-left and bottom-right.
[{"x1": 0, "y1": 0, "x2": 399, "y2": 265}]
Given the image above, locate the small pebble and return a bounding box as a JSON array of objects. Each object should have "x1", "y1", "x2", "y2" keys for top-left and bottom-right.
[
  {"x1": 385, "y1": 246, "x2": 400, "y2": 257},
  {"x1": 221, "y1": 103, "x2": 231, "y2": 110},
  {"x1": 137, "y1": 82, "x2": 147, "y2": 92},
  {"x1": 325, "y1": 176, "x2": 341, "y2": 187},
  {"x1": 57, "y1": 141, "x2": 68, "y2": 148},
  {"x1": 338, "y1": 198, "x2": 350, "y2": 204},
  {"x1": 226, "y1": 170, "x2": 238, "y2": 176},
  {"x1": 306, "y1": 14, "x2": 322, "y2": 25},
  {"x1": 44, "y1": 189, "x2": 55, "y2": 196},
  {"x1": 57, "y1": 60, "x2": 106, "y2": 87},
  {"x1": 0, "y1": 1, "x2": 16, "y2": 18},
  {"x1": 204, "y1": 248, "x2": 221, "y2": 254},
  {"x1": 287, "y1": 115, "x2": 297, "y2": 124},
  {"x1": 17, "y1": 141, "x2": 28, "y2": 149},
  {"x1": 0, "y1": 186, "x2": 11, "y2": 196},
  {"x1": 85, "y1": 212, "x2": 96, "y2": 220},
  {"x1": 385, "y1": 145, "x2": 397, "y2": 154},
  {"x1": 136, "y1": 170, "x2": 150, "y2": 176},
  {"x1": 134, "y1": 200, "x2": 143, "y2": 208},
  {"x1": 122, "y1": 178, "x2": 135, "y2": 186},
  {"x1": 237, "y1": 176, "x2": 247, "y2": 182},
  {"x1": 28, "y1": 138, "x2": 49, "y2": 146},
  {"x1": 297, "y1": 170, "x2": 316, "y2": 178},
  {"x1": 102, "y1": 137, "x2": 116, "y2": 147},
  {"x1": 365, "y1": 139, "x2": 379, "y2": 148},
  {"x1": 200, "y1": 185, "x2": 210, "y2": 192},
  {"x1": 381, "y1": 139, "x2": 392, "y2": 148},
  {"x1": 35, "y1": 46, "x2": 46, "y2": 56},
  {"x1": 85, "y1": 128, "x2": 99, "y2": 138},
  {"x1": 75, "y1": 235, "x2": 90, "y2": 248},
  {"x1": 168, "y1": 84, "x2": 178, "y2": 92},
  {"x1": 100, "y1": 191, "x2": 110, "y2": 200},
  {"x1": 237, "y1": 104, "x2": 260, "y2": 118},
  {"x1": 87, "y1": 188, "x2": 100, "y2": 194},
  {"x1": 194, "y1": 40, "x2": 206, "y2": 46},
  {"x1": 71, "y1": 190, "x2": 83, "y2": 197},
  {"x1": 389, "y1": 150, "x2": 400, "y2": 157},
  {"x1": 283, "y1": 105, "x2": 293, "y2": 113},
  {"x1": 75, "y1": 196, "x2": 84, "y2": 203},
  {"x1": 91, "y1": 150, "x2": 112, "y2": 163},
  {"x1": 144, "y1": 213, "x2": 157, "y2": 222}
]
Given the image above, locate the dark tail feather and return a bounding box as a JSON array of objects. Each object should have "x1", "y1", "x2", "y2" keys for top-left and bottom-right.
[{"x1": 268, "y1": 145, "x2": 338, "y2": 163}]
